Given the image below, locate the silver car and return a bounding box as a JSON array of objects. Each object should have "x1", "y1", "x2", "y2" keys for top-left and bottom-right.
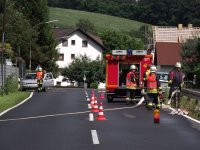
[{"x1": 20, "y1": 72, "x2": 54, "y2": 91}]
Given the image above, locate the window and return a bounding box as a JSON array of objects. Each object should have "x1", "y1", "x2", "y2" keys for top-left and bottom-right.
[
  {"x1": 58, "y1": 54, "x2": 64, "y2": 61},
  {"x1": 71, "y1": 40, "x2": 75, "y2": 45},
  {"x1": 62, "y1": 39, "x2": 68, "y2": 47},
  {"x1": 71, "y1": 54, "x2": 75, "y2": 59},
  {"x1": 82, "y1": 40, "x2": 88, "y2": 47}
]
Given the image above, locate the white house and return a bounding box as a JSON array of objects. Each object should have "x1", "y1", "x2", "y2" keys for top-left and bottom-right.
[
  {"x1": 52, "y1": 28, "x2": 106, "y2": 86},
  {"x1": 52, "y1": 28, "x2": 106, "y2": 68}
]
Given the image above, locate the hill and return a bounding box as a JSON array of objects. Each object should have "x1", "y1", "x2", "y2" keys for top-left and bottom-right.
[{"x1": 49, "y1": 7, "x2": 151, "y2": 33}]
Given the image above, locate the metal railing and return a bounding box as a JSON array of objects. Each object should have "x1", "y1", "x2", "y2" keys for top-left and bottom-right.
[{"x1": 182, "y1": 88, "x2": 200, "y2": 100}]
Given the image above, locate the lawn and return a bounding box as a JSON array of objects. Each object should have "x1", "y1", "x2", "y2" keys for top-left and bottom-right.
[
  {"x1": 0, "y1": 91, "x2": 31, "y2": 113},
  {"x1": 49, "y1": 7, "x2": 151, "y2": 33}
]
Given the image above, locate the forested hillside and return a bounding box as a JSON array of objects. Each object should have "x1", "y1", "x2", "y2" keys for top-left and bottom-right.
[{"x1": 48, "y1": 0, "x2": 200, "y2": 26}]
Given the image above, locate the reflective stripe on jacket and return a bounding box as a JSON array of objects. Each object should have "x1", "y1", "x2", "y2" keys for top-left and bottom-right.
[{"x1": 126, "y1": 71, "x2": 137, "y2": 89}]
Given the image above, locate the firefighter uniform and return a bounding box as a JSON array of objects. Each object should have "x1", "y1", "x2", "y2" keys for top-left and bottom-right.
[
  {"x1": 126, "y1": 65, "x2": 137, "y2": 104},
  {"x1": 146, "y1": 65, "x2": 162, "y2": 109},
  {"x1": 35, "y1": 65, "x2": 44, "y2": 92}
]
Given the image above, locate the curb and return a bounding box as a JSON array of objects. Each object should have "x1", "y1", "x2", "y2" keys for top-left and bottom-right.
[{"x1": 0, "y1": 92, "x2": 34, "y2": 117}]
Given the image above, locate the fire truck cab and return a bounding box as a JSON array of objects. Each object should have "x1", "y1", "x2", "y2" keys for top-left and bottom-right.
[{"x1": 105, "y1": 50, "x2": 153, "y2": 102}]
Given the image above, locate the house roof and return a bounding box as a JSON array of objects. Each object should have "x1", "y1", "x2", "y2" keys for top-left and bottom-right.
[
  {"x1": 156, "y1": 42, "x2": 182, "y2": 65},
  {"x1": 52, "y1": 28, "x2": 106, "y2": 50}
]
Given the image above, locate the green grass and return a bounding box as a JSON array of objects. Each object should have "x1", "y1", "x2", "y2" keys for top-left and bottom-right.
[
  {"x1": 179, "y1": 96, "x2": 200, "y2": 120},
  {"x1": 0, "y1": 91, "x2": 31, "y2": 113},
  {"x1": 49, "y1": 7, "x2": 151, "y2": 33}
]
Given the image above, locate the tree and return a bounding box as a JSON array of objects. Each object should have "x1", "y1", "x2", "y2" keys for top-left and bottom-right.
[
  {"x1": 62, "y1": 55, "x2": 105, "y2": 86},
  {"x1": 76, "y1": 18, "x2": 96, "y2": 34},
  {"x1": 0, "y1": 0, "x2": 34, "y2": 62},
  {"x1": 100, "y1": 30, "x2": 143, "y2": 53},
  {"x1": 181, "y1": 38, "x2": 200, "y2": 87},
  {"x1": 12, "y1": 0, "x2": 59, "y2": 74}
]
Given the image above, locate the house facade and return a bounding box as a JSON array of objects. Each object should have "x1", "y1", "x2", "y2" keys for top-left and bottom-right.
[
  {"x1": 153, "y1": 24, "x2": 200, "y2": 73},
  {"x1": 52, "y1": 28, "x2": 106, "y2": 86},
  {"x1": 53, "y1": 28, "x2": 105, "y2": 69}
]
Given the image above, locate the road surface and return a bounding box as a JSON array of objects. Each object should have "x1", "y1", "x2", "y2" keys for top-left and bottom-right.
[{"x1": 0, "y1": 88, "x2": 199, "y2": 150}]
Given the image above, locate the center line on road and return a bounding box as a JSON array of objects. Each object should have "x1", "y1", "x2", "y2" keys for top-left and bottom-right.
[
  {"x1": 89, "y1": 113, "x2": 94, "y2": 121},
  {"x1": 91, "y1": 130, "x2": 99, "y2": 144}
]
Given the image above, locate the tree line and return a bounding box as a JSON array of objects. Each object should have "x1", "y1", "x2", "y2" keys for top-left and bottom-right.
[
  {"x1": 0, "y1": 0, "x2": 59, "y2": 75},
  {"x1": 48, "y1": 0, "x2": 200, "y2": 26}
]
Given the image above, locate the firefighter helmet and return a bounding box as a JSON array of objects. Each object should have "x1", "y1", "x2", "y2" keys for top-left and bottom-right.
[
  {"x1": 35, "y1": 65, "x2": 42, "y2": 71},
  {"x1": 150, "y1": 65, "x2": 157, "y2": 73},
  {"x1": 130, "y1": 65, "x2": 136, "y2": 70},
  {"x1": 175, "y1": 62, "x2": 181, "y2": 68}
]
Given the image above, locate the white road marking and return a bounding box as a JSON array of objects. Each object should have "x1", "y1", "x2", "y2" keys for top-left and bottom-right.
[
  {"x1": 0, "y1": 97, "x2": 145, "y2": 122},
  {"x1": 168, "y1": 107, "x2": 200, "y2": 124},
  {"x1": 0, "y1": 110, "x2": 90, "y2": 122},
  {"x1": 89, "y1": 113, "x2": 94, "y2": 121},
  {"x1": 91, "y1": 130, "x2": 99, "y2": 144}
]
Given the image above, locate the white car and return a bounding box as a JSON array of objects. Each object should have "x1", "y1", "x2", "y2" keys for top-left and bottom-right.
[
  {"x1": 98, "y1": 82, "x2": 106, "y2": 90},
  {"x1": 20, "y1": 72, "x2": 54, "y2": 91}
]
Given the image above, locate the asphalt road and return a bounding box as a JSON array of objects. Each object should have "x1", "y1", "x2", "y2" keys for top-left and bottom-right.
[{"x1": 0, "y1": 88, "x2": 199, "y2": 150}]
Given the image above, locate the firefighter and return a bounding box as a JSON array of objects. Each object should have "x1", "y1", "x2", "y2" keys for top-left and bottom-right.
[
  {"x1": 35, "y1": 64, "x2": 44, "y2": 92},
  {"x1": 142, "y1": 64, "x2": 151, "y2": 106},
  {"x1": 168, "y1": 62, "x2": 184, "y2": 107},
  {"x1": 146, "y1": 65, "x2": 162, "y2": 109},
  {"x1": 143, "y1": 64, "x2": 151, "y2": 87},
  {"x1": 126, "y1": 64, "x2": 137, "y2": 104}
]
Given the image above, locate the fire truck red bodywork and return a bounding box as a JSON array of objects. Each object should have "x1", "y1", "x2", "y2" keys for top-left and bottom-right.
[{"x1": 105, "y1": 50, "x2": 153, "y2": 102}]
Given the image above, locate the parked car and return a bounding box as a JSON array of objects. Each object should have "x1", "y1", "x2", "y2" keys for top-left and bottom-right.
[
  {"x1": 98, "y1": 82, "x2": 106, "y2": 90},
  {"x1": 20, "y1": 72, "x2": 54, "y2": 91},
  {"x1": 54, "y1": 75, "x2": 78, "y2": 87}
]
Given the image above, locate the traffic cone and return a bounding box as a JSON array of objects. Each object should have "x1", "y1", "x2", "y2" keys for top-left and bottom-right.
[
  {"x1": 99, "y1": 89, "x2": 105, "y2": 99},
  {"x1": 96, "y1": 102, "x2": 106, "y2": 121},
  {"x1": 90, "y1": 89, "x2": 97, "y2": 101},
  {"x1": 90, "y1": 98, "x2": 95, "y2": 108},
  {"x1": 91, "y1": 100, "x2": 99, "y2": 112},
  {"x1": 153, "y1": 109, "x2": 160, "y2": 124}
]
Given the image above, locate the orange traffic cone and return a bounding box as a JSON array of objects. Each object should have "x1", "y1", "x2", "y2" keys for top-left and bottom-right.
[
  {"x1": 90, "y1": 89, "x2": 97, "y2": 101},
  {"x1": 91, "y1": 100, "x2": 99, "y2": 112},
  {"x1": 154, "y1": 109, "x2": 160, "y2": 124},
  {"x1": 96, "y1": 102, "x2": 106, "y2": 121},
  {"x1": 99, "y1": 89, "x2": 105, "y2": 99}
]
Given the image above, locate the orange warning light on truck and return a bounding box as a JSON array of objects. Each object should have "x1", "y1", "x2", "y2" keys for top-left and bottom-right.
[{"x1": 105, "y1": 50, "x2": 153, "y2": 102}]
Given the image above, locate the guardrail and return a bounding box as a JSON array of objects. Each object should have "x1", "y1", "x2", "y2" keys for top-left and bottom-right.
[{"x1": 182, "y1": 88, "x2": 200, "y2": 100}]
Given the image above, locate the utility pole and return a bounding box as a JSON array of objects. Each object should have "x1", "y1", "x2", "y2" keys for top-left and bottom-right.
[{"x1": 1, "y1": 0, "x2": 6, "y2": 95}]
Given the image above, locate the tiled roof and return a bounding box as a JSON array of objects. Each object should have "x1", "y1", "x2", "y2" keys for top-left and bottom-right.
[
  {"x1": 156, "y1": 42, "x2": 182, "y2": 65},
  {"x1": 52, "y1": 28, "x2": 106, "y2": 50}
]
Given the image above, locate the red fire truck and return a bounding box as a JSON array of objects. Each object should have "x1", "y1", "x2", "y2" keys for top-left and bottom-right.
[{"x1": 105, "y1": 50, "x2": 153, "y2": 102}]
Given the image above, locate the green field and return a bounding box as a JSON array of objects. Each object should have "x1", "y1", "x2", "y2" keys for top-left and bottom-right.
[{"x1": 49, "y1": 7, "x2": 151, "y2": 33}]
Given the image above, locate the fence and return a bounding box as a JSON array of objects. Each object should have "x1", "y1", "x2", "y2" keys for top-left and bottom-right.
[{"x1": 0, "y1": 64, "x2": 19, "y2": 86}]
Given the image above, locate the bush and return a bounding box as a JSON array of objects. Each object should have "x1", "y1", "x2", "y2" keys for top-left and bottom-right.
[
  {"x1": 5, "y1": 74, "x2": 19, "y2": 93},
  {"x1": 90, "y1": 82, "x2": 98, "y2": 89}
]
